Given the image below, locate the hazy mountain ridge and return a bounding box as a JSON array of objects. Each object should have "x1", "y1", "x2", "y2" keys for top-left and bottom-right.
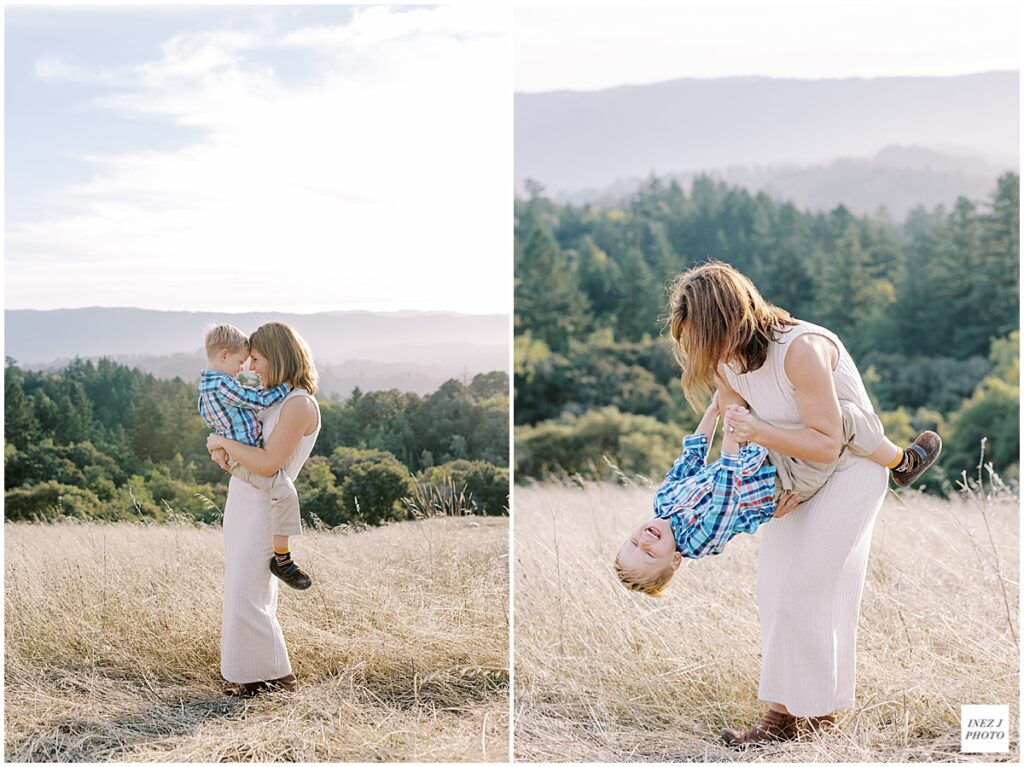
[
  {"x1": 6, "y1": 308, "x2": 509, "y2": 396},
  {"x1": 515, "y1": 71, "x2": 1019, "y2": 199},
  {"x1": 557, "y1": 145, "x2": 1015, "y2": 218}
]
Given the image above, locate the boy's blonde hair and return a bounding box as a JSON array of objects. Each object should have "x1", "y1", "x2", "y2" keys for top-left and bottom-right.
[
  {"x1": 249, "y1": 322, "x2": 319, "y2": 395},
  {"x1": 614, "y1": 556, "x2": 675, "y2": 597},
  {"x1": 205, "y1": 323, "x2": 249, "y2": 358}
]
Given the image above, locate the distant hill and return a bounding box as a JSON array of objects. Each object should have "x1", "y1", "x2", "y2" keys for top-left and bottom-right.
[
  {"x1": 515, "y1": 71, "x2": 1019, "y2": 197},
  {"x1": 558, "y1": 145, "x2": 1014, "y2": 218},
  {"x1": 5, "y1": 308, "x2": 509, "y2": 396}
]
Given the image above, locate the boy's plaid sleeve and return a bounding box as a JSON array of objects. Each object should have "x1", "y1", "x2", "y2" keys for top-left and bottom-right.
[
  {"x1": 216, "y1": 379, "x2": 290, "y2": 411},
  {"x1": 663, "y1": 434, "x2": 709, "y2": 480},
  {"x1": 654, "y1": 435, "x2": 711, "y2": 518}
]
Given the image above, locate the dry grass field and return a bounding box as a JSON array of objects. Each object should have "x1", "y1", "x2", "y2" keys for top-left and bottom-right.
[
  {"x1": 5, "y1": 515, "x2": 509, "y2": 762},
  {"x1": 514, "y1": 481, "x2": 1019, "y2": 763}
]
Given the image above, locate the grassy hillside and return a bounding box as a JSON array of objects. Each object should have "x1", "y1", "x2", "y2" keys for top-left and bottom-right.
[
  {"x1": 5, "y1": 516, "x2": 508, "y2": 762},
  {"x1": 514, "y1": 482, "x2": 1018, "y2": 762}
]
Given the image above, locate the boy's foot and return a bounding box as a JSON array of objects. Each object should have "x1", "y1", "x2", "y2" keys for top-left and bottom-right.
[
  {"x1": 270, "y1": 557, "x2": 313, "y2": 590},
  {"x1": 891, "y1": 431, "x2": 942, "y2": 487}
]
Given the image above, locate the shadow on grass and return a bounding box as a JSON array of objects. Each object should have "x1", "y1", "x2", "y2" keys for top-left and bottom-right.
[
  {"x1": 342, "y1": 664, "x2": 509, "y2": 712},
  {"x1": 5, "y1": 685, "x2": 247, "y2": 762}
]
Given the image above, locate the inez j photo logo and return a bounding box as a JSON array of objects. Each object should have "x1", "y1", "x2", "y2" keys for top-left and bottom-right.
[{"x1": 961, "y1": 705, "x2": 1011, "y2": 754}]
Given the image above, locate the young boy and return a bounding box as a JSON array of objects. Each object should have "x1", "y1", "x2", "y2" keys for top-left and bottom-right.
[
  {"x1": 615, "y1": 392, "x2": 941, "y2": 596},
  {"x1": 199, "y1": 324, "x2": 313, "y2": 590}
]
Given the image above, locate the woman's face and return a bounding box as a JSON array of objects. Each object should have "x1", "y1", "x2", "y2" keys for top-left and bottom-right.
[{"x1": 248, "y1": 348, "x2": 271, "y2": 386}]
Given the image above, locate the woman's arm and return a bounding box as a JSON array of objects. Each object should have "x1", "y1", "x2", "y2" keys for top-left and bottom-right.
[
  {"x1": 722, "y1": 335, "x2": 844, "y2": 464},
  {"x1": 207, "y1": 397, "x2": 318, "y2": 477}
]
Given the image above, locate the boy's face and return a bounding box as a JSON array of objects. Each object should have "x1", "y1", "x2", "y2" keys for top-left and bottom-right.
[
  {"x1": 618, "y1": 517, "x2": 681, "y2": 578},
  {"x1": 210, "y1": 348, "x2": 248, "y2": 378},
  {"x1": 226, "y1": 349, "x2": 248, "y2": 377}
]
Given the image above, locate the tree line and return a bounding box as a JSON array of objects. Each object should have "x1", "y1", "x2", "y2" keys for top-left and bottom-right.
[
  {"x1": 514, "y1": 173, "x2": 1019, "y2": 491},
  {"x1": 4, "y1": 358, "x2": 509, "y2": 524}
]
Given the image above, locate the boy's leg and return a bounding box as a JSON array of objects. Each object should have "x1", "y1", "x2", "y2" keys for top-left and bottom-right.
[
  {"x1": 838, "y1": 401, "x2": 887, "y2": 459},
  {"x1": 839, "y1": 401, "x2": 942, "y2": 485},
  {"x1": 267, "y1": 471, "x2": 302, "y2": 538},
  {"x1": 840, "y1": 402, "x2": 908, "y2": 468},
  {"x1": 267, "y1": 472, "x2": 311, "y2": 590},
  {"x1": 226, "y1": 458, "x2": 277, "y2": 494}
]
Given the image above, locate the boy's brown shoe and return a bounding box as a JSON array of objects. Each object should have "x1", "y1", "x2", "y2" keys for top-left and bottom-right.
[
  {"x1": 270, "y1": 557, "x2": 312, "y2": 590},
  {"x1": 721, "y1": 708, "x2": 798, "y2": 747},
  {"x1": 891, "y1": 431, "x2": 942, "y2": 487}
]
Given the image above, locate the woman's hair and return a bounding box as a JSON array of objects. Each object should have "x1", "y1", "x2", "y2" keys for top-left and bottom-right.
[
  {"x1": 248, "y1": 322, "x2": 318, "y2": 395},
  {"x1": 668, "y1": 260, "x2": 795, "y2": 410},
  {"x1": 614, "y1": 557, "x2": 674, "y2": 598}
]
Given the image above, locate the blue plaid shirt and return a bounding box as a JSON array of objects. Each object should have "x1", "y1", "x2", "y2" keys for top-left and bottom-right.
[
  {"x1": 654, "y1": 434, "x2": 778, "y2": 559},
  {"x1": 198, "y1": 370, "x2": 290, "y2": 446}
]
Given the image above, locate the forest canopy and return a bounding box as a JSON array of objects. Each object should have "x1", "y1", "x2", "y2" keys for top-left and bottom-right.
[
  {"x1": 4, "y1": 359, "x2": 509, "y2": 524},
  {"x1": 514, "y1": 173, "x2": 1019, "y2": 492}
]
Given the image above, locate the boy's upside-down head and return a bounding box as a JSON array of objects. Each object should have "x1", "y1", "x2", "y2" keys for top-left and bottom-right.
[{"x1": 615, "y1": 516, "x2": 681, "y2": 597}]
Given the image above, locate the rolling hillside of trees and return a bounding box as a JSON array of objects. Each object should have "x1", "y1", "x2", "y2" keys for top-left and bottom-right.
[
  {"x1": 4, "y1": 360, "x2": 509, "y2": 524},
  {"x1": 514, "y1": 173, "x2": 1019, "y2": 492},
  {"x1": 515, "y1": 72, "x2": 1019, "y2": 194}
]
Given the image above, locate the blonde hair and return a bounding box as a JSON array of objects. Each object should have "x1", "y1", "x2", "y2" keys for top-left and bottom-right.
[
  {"x1": 249, "y1": 322, "x2": 318, "y2": 394},
  {"x1": 205, "y1": 323, "x2": 249, "y2": 358},
  {"x1": 614, "y1": 556, "x2": 675, "y2": 597},
  {"x1": 668, "y1": 260, "x2": 795, "y2": 411}
]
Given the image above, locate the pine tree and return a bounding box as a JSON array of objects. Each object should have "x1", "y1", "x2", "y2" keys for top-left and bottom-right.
[{"x1": 515, "y1": 214, "x2": 591, "y2": 353}]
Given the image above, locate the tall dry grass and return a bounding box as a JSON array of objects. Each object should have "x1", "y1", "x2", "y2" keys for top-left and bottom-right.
[
  {"x1": 5, "y1": 516, "x2": 508, "y2": 762},
  {"x1": 514, "y1": 479, "x2": 1019, "y2": 762}
]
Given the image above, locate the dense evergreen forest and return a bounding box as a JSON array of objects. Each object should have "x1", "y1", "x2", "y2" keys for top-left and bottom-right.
[
  {"x1": 4, "y1": 359, "x2": 509, "y2": 524},
  {"x1": 515, "y1": 173, "x2": 1019, "y2": 493}
]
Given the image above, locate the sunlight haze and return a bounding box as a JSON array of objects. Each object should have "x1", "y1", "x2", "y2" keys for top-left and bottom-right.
[{"x1": 6, "y1": 6, "x2": 512, "y2": 313}]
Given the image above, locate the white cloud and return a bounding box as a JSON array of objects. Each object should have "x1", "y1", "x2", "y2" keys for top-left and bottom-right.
[{"x1": 8, "y1": 6, "x2": 512, "y2": 313}]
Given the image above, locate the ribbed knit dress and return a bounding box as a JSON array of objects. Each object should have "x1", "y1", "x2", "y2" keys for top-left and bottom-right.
[
  {"x1": 221, "y1": 389, "x2": 321, "y2": 684},
  {"x1": 722, "y1": 320, "x2": 887, "y2": 717}
]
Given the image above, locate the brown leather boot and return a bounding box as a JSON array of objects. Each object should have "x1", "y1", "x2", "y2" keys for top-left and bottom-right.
[
  {"x1": 798, "y1": 714, "x2": 836, "y2": 737},
  {"x1": 225, "y1": 673, "x2": 297, "y2": 698},
  {"x1": 721, "y1": 708, "x2": 799, "y2": 747}
]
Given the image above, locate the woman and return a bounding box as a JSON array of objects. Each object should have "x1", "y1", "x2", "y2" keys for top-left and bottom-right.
[
  {"x1": 206, "y1": 322, "x2": 321, "y2": 697},
  {"x1": 668, "y1": 261, "x2": 887, "y2": 746}
]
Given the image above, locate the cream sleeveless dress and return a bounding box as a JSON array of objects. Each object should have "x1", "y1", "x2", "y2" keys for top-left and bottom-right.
[
  {"x1": 722, "y1": 320, "x2": 887, "y2": 716},
  {"x1": 221, "y1": 388, "x2": 321, "y2": 684}
]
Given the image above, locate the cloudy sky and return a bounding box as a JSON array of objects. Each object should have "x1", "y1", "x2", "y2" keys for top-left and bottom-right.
[
  {"x1": 6, "y1": 5, "x2": 512, "y2": 313},
  {"x1": 515, "y1": 2, "x2": 1020, "y2": 92}
]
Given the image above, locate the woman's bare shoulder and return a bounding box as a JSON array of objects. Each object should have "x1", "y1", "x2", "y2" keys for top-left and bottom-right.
[
  {"x1": 279, "y1": 393, "x2": 319, "y2": 428},
  {"x1": 784, "y1": 333, "x2": 838, "y2": 386}
]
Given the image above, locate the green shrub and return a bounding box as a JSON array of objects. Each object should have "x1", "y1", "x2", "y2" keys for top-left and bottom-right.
[
  {"x1": 329, "y1": 447, "x2": 414, "y2": 525},
  {"x1": 515, "y1": 406, "x2": 679, "y2": 481},
  {"x1": 4, "y1": 481, "x2": 102, "y2": 521},
  {"x1": 416, "y1": 460, "x2": 509, "y2": 515}
]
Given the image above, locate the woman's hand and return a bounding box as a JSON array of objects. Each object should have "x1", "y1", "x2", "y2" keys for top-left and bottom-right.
[
  {"x1": 723, "y1": 404, "x2": 761, "y2": 443},
  {"x1": 774, "y1": 491, "x2": 801, "y2": 518},
  {"x1": 207, "y1": 433, "x2": 227, "y2": 453}
]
